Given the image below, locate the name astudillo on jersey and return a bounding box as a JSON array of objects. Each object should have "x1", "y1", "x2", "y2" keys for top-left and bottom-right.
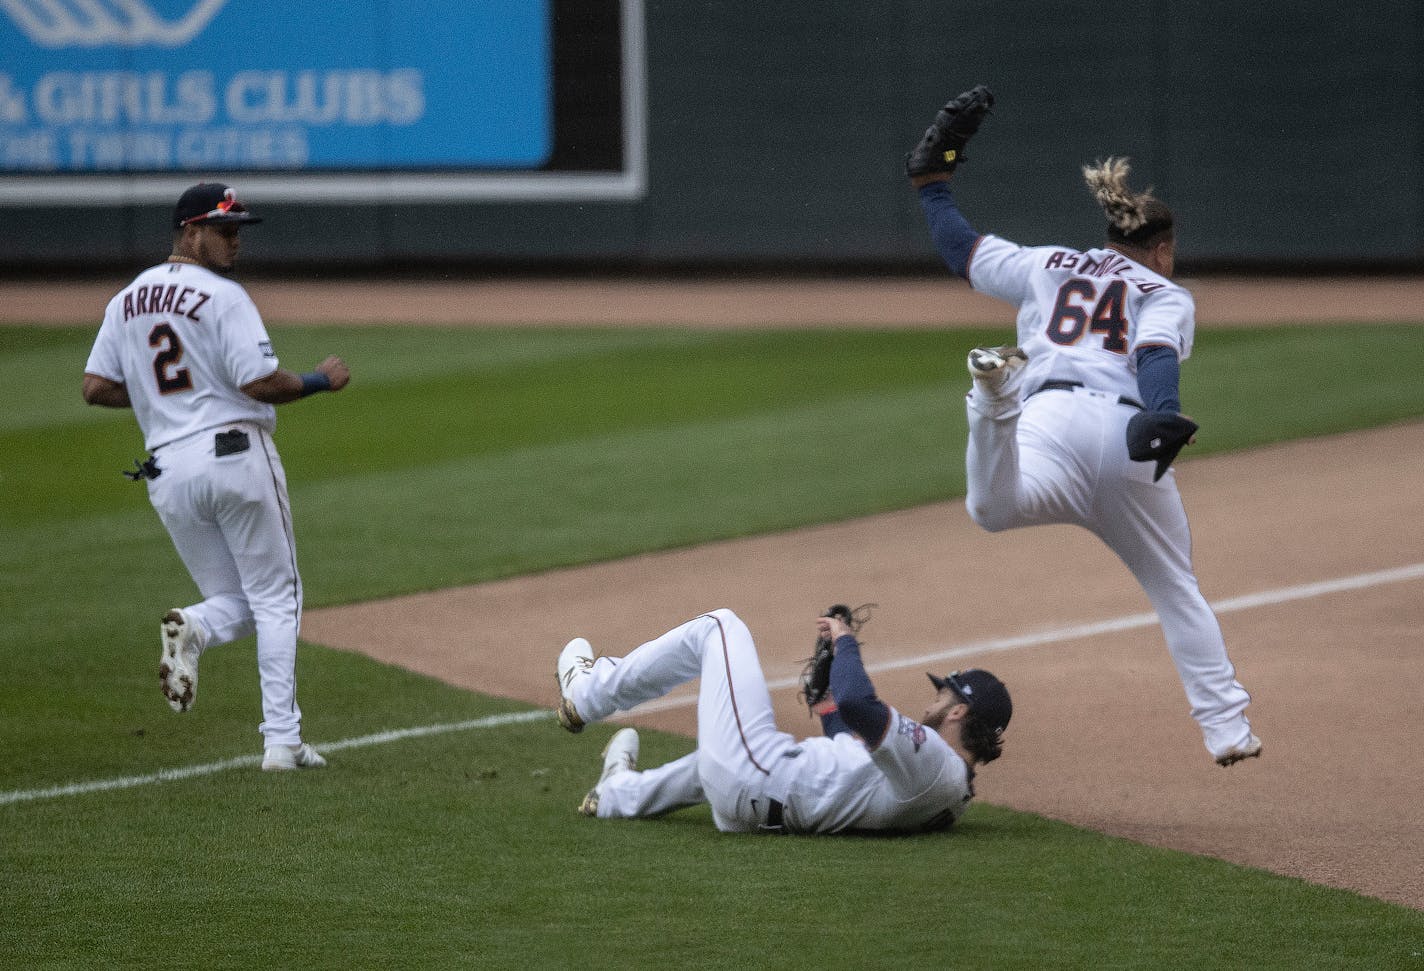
[{"x1": 1042, "y1": 250, "x2": 1166, "y2": 293}]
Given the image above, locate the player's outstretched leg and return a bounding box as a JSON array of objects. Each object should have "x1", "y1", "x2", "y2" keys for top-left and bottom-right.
[
  {"x1": 580, "y1": 744, "x2": 706, "y2": 819},
  {"x1": 1093, "y1": 476, "x2": 1258, "y2": 766},
  {"x1": 579, "y1": 727, "x2": 639, "y2": 815},
  {"x1": 554, "y1": 616, "x2": 713, "y2": 732},
  {"x1": 964, "y1": 347, "x2": 1033, "y2": 532}
]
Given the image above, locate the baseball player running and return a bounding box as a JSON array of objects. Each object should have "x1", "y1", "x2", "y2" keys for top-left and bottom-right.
[
  {"x1": 82, "y1": 182, "x2": 349, "y2": 772},
  {"x1": 554, "y1": 606, "x2": 1012, "y2": 834},
  {"x1": 905, "y1": 86, "x2": 1259, "y2": 767}
]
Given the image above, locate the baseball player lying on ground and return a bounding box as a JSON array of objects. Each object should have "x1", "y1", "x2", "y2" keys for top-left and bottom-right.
[{"x1": 555, "y1": 605, "x2": 1012, "y2": 834}]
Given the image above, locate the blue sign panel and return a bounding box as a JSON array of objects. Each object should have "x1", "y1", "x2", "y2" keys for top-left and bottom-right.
[{"x1": 0, "y1": 0, "x2": 553, "y2": 172}]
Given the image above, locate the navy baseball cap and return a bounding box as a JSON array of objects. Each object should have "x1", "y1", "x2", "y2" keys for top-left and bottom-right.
[
  {"x1": 928, "y1": 668, "x2": 1012, "y2": 737},
  {"x1": 173, "y1": 183, "x2": 262, "y2": 229}
]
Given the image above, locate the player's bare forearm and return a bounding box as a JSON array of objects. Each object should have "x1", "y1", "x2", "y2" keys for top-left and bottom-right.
[
  {"x1": 241, "y1": 369, "x2": 305, "y2": 403},
  {"x1": 910, "y1": 172, "x2": 953, "y2": 188},
  {"x1": 241, "y1": 356, "x2": 350, "y2": 404},
  {"x1": 82, "y1": 373, "x2": 131, "y2": 408}
]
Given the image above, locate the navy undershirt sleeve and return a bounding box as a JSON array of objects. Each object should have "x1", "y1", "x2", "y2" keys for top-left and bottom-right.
[
  {"x1": 1134, "y1": 345, "x2": 1182, "y2": 413},
  {"x1": 818, "y1": 709, "x2": 851, "y2": 738},
  {"x1": 917, "y1": 182, "x2": 980, "y2": 279},
  {"x1": 828, "y1": 634, "x2": 891, "y2": 745}
]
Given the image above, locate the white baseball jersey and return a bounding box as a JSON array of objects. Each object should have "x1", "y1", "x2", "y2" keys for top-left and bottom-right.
[
  {"x1": 85, "y1": 261, "x2": 279, "y2": 451},
  {"x1": 968, "y1": 236, "x2": 1195, "y2": 400},
  {"x1": 774, "y1": 709, "x2": 971, "y2": 833},
  {"x1": 568, "y1": 610, "x2": 975, "y2": 834}
]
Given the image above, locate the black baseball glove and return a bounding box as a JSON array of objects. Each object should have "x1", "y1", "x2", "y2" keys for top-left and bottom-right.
[
  {"x1": 1127, "y1": 410, "x2": 1199, "y2": 482},
  {"x1": 799, "y1": 603, "x2": 874, "y2": 714},
  {"x1": 905, "y1": 84, "x2": 995, "y2": 178}
]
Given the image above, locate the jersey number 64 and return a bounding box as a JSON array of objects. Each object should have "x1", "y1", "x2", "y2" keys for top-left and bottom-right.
[{"x1": 1046, "y1": 279, "x2": 1128, "y2": 353}]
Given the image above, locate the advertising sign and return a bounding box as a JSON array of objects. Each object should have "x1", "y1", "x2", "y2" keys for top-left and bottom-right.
[{"x1": 0, "y1": 0, "x2": 644, "y2": 202}]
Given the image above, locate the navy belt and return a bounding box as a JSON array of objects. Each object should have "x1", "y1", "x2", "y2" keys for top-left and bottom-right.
[
  {"x1": 1029, "y1": 379, "x2": 1143, "y2": 410},
  {"x1": 761, "y1": 798, "x2": 786, "y2": 833}
]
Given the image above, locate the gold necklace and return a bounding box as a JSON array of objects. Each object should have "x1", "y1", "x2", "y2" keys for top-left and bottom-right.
[{"x1": 166, "y1": 254, "x2": 201, "y2": 266}]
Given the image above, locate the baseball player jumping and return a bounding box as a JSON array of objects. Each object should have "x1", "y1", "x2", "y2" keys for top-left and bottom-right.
[
  {"x1": 554, "y1": 606, "x2": 1012, "y2": 834},
  {"x1": 905, "y1": 86, "x2": 1259, "y2": 767},
  {"x1": 82, "y1": 182, "x2": 349, "y2": 772}
]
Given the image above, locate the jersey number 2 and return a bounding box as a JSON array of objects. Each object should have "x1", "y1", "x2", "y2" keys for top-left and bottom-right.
[
  {"x1": 1046, "y1": 279, "x2": 1128, "y2": 353},
  {"x1": 149, "y1": 323, "x2": 193, "y2": 394}
]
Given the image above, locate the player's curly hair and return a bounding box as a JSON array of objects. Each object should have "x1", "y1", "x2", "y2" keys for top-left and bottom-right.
[
  {"x1": 957, "y1": 712, "x2": 1004, "y2": 765},
  {"x1": 1083, "y1": 157, "x2": 1174, "y2": 248}
]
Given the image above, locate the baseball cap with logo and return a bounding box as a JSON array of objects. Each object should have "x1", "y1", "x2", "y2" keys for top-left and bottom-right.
[
  {"x1": 173, "y1": 183, "x2": 262, "y2": 229},
  {"x1": 927, "y1": 668, "x2": 1012, "y2": 737}
]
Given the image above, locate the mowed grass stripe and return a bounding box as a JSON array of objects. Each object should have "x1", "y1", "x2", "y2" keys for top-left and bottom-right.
[
  {"x1": 3, "y1": 326, "x2": 970, "y2": 524},
  {"x1": 291, "y1": 385, "x2": 963, "y2": 602},
  {"x1": 0, "y1": 325, "x2": 711, "y2": 435}
]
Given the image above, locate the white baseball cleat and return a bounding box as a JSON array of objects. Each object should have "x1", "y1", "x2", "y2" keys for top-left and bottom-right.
[
  {"x1": 261, "y1": 743, "x2": 329, "y2": 772},
  {"x1": 556, "y1": 637, "x2": 596, "y2": 734},
  {"x1": 579, "y1": 728, "x2": 639, "y2": 817},
  {"x1": 967, "y1": 346, "x2": 1028, "y2": 390},
  {"x1": 159, "y1": 608, "x2": 203, "y2": 713},
  {"x1": 1214, "y1": 734, "x2": 1263, "y2": 768}
]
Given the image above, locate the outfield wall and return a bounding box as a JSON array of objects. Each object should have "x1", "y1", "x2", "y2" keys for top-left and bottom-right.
[{"x1": 1, "y1": 1, "x2": 1419, "y2": 271}]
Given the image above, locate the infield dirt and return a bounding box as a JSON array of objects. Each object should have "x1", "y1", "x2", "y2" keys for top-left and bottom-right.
[{"x1": 21, "y1": 275, "x2": 1424, "y2": 910}]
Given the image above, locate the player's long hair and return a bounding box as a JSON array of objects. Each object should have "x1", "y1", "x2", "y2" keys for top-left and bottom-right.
[
  {"x1": 1083, "y1": 157, "x2": 1174, "y2": 248},
  {"x1": 958, "y1": 713, "x2": 1004, "y2": 765}
]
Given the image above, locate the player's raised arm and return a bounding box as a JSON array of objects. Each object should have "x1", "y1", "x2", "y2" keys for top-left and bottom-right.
[
  {"x1": 907, "y1": 85, "x2": 994, "y2": 279},
  {"x1": 818, "y1": 614, "x2": 891, "y2": 749}
]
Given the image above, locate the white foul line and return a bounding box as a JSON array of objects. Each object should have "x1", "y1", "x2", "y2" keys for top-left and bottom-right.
[
  {"x1": 610, "y1": 561, "x2": 1424, "y2": 714},
  {"x1": 5, "y1": 562, "x2": 1423, "y2": 806},
  {"x1": 0, "y1": 710, "x2": 548, "y2": 808},
  {"x1": 862, "y1": 560, "x2": 1424, "y2": 678}
]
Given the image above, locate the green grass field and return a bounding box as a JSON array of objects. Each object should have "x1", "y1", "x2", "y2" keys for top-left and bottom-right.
[{"x1": 4, "y1": 322, "x2": 1424, "y2": 969}]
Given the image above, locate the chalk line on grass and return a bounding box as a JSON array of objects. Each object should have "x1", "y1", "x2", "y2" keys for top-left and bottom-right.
[{"x1": 0, "y1": 710, "x2": 547, "y2": 807}]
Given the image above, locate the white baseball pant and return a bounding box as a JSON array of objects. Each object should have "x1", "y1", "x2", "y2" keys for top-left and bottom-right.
[
  {"x1": 146, "y1": 423, "x2": 304, "y2": 745},
  {"x1": 965, "y1": 385, "x2": 1253, "y2": 758},
  {"x1": 567, "y1": 609, "x2": 797, "y2": 831}
]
